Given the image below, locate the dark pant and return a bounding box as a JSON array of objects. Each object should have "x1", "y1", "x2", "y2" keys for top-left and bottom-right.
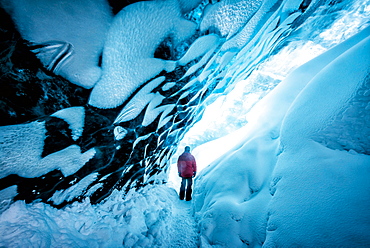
[{"x1": 179, "y1": 177, "x2": 193, "y2": 201}]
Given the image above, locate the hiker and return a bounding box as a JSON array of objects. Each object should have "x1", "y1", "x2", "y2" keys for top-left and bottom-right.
[{"x1": 177, "y1": 146, "x2": 197, "y2": 201}]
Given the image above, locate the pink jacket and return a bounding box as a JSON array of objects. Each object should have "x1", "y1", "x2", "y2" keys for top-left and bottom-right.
[{"x1": 177, "y1": 152, "x2": 197, "y2": 178}]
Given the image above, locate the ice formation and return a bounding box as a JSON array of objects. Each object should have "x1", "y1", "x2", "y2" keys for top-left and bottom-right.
[
  {"x1": 0, "y1": 0, "x2": 112, "y2": 88},
  {"x1": 0, "y1": 121, "x2": 93, "y2": 179},
  {"x1": 89, "y1": 0, "x2": 197, "y2": 108},
  {"x1": 0, "y1": 0, "x2": 369, "y2": 247},
  {"x1": 192, "y1": 25, "x2": 370, "y2": 247},
  {"x1": 200, "y1": 0, "x2": 263, "y2": 38},
  {"x1": 51, "y1": 107, "x2": 85, "y2": 141}
]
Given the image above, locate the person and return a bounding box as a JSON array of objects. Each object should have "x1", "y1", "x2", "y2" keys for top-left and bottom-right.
[{"x1": 177, "y1": 146, "x2": 197, "y2": 201}]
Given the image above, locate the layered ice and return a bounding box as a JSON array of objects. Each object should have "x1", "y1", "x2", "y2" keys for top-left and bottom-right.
[{"x1": 0, "y1": 0, "x2": 112, "y2": 88}]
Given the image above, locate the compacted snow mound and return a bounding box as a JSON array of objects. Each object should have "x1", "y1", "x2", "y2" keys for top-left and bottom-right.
[
  {"x1": 312, "y1": 74, "x2": 370, "y2": 154},
  {"x1": 0, "y1": 185, "x2": 199, "y2": 248},
  {"x1": 193, "y1": 27, "x2": 370, "y2": 247},
  {"x1": 263, "y1": 34, "x2": 370, "y2": 248},
  {"x1": 88, "y1": 0, "x2": 197, "y2": 108}
]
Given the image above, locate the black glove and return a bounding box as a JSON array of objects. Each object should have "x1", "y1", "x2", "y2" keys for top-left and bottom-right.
[
  {"x1": 193, "y1": 172, "x2": 196, "y2": 177},
  {"x1": 178, "y1": 172, "x2": 181, "y2": 177}
]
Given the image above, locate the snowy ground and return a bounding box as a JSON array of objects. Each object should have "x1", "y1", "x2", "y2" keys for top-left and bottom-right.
[
  {"x1": 0, "y1": 185, "x2": 199, "y2": 248},
  {"x1": 169, "y1": 200, "x2": 199, "y2": 248}
]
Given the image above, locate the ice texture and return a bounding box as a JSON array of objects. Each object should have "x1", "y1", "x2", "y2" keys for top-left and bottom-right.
[
  {"x1": 114, "y1": 77, "x2": 166, "y2": 124},
  {"x1": 0, "y1": 185, "x2": 198, "y2": 247},
  {"x1": 49, "y1": 173, "x2": 99, "y2": 205},
  {"x1": 51, "y1": 107, "x2": 85, "y2": 141},
  {"x1": 0, "y1": 186, "x2": 17, "y2": 212},
  {"x1": 193, "y1": 26, "x2": 370, "y2": 247},
  {"x1": 200, "y1": 0, "x2": 263, "y2": 39},
  {"x1": 0, "y1": 0, "x2": 112, "y2": 88},
  {"x1": 178, "y1": 34, "x2": 220, "y2": 66},
  {"x1": 0, "y1": 121, "x2": 45, "y2": 178},
  {"x1": 114, "y1": 126, "x2": 128, "y2": 141},
  {"x1": 89, "y1": 0, "x2": 197, "y2": 108},
  {"x1": 178, "y1": 0, "x2": 203, "y2": 14},
  {"x1": 0, "y1": 121, "x2": 95, "y2": 178},
  {"x1": 0, "y1": 0, "x2": 369, "y2": 246}
]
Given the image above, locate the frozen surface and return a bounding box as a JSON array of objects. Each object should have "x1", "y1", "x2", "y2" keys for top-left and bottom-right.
[
  {"x1": 0, "y1": 185, "x2": 199, "y2": 248},
  {"x1": 0, "y1": 186, "x2": 17, "y2": 211},
  {"x1": 192, "y1": 26, "x2": 370, "y2": 247},
  {"x1": 175, "y1": 0, "x2": 370, "y2": 157},
  {"x1": 0, "y1": 121, "x2": 45, "y2": 178},
  {"x1": 0, "y1": 121, "x2": 95, "y2": 178},
  {"x1": 263, "y1": 34, "x2": 370, "y2": 247},
  {"x1": 51, "y1": 107, "x2": 85, "y2": 141},
  {"x1": 114, "y1": 77, "x2": 166, "y2": 124},
  {"x1": 0, "y1": 0, "x2": 369, "y2": 247},
  {"x1": 49, "y1": 173, "x2": 99, "y2": 205},
  {"x1": 200, "y1": 0, "x2": 264, "y2": 39},
  {"x1": 89, "y1": 0, "x2": 196, "y2": 108},
  {"x1": 179, "y1": 34, "x2": 220, "y2": 66},
  {"x1": 178, "y1": 0, "x2": 203, "y2": 14},
  {"x1": 0, "y1": 0, "x2": 112, "y2": 88}
]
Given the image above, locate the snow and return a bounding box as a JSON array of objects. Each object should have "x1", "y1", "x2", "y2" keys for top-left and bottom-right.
[
  {"x1": 192, "y1": 26, "x2": 370, "y2": 247},
  {"x1": 218, "y1": 0, "x2": 280, "y2": 51},
  {"x1": 283, "y1": 35, "x2": 370, "y2": 151},
  {"x1": 51, "y1": 107, "x2": 85, "y2": 141},
  {"x1": 49, "y1": 173, "x2": 99, "y2": 205},
  {"x1": 0, "y1": 185, "x2": 199, "y2": 248},
  {"x1": 1, "y1": 0, "x2": 369, "y2": 247},
  {"x1": 89, "y1": 0, "x2": 197, "y2": 109},
  {"x1": 179, "y1": 34, "x2": 220, "y2": 67},
  {"x1": 114, "y1": 76, "x2": 166, "y2": 124},
  {"x1": 41, "y1": 145, "x2": 96, "y2": 177},
  {"x1": 263, "y1": 29, "x2": 370, "y2": 248},
  {"x1": 200, "y1": 0, "x2": 263, "y2": 39},
  {"x1": 191, "y1": 121, "x2": 279, "y2": 246},
  {"x1": 0, "y1": 121, "x2": 45, "y2": 178},
  {"x1": 170, "y1": 200, "x2": 199, "y2": 247},
  {"x1": 1, "y1": 0, "x2": 112, "y2": 88},
  {"x1": 0, "y1": 186, "x2": 17, "y2": 212},
  {"x1": 0, "y1": 121, "x2": 95, "y2": 178},
  {"x1": 112, "y1": 33, "x2": 221, "y2": 126},
  {"x1": 265, "y1": 142, "x2": 370, "y2": 247}
]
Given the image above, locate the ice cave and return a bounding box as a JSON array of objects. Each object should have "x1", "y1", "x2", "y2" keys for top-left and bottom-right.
[{"x1": 0, "y1": 0, "x2": 369, "y2": 247}]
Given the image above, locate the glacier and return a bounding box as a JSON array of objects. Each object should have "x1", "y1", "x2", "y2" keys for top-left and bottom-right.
[
  {"x1": 191, "y1": 26, "x2": 370, "y2": 247},
  {"x1": 0, "y1": 0, "x2": 369, "y2": 247}
]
